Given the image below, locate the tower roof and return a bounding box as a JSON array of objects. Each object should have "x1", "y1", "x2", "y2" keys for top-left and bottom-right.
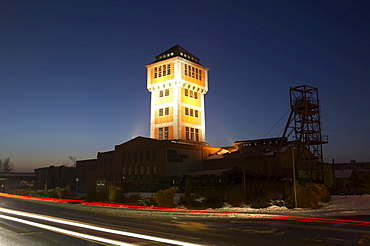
[{"x1": 155, "y1": 45, "x2": 200, "y2": 64}]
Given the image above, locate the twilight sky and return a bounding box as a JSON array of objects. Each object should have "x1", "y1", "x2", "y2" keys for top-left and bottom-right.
[{"x1": 1, "y1": 0, "x2": 369, "y2": 172}]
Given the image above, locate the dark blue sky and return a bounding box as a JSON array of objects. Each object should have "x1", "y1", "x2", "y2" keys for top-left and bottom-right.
[{"x1": 1, "y1": 0, "x2": 369, "y2": 172}]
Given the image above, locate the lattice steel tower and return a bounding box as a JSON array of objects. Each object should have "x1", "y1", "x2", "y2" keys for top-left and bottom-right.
[{"x1": 286, "y1": 85, "x2": 328, "y2": 182}]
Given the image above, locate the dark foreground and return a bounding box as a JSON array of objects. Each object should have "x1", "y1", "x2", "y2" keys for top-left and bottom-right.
[{"x1": 0, "y1": 197, "x2": 369, "y2": 246}]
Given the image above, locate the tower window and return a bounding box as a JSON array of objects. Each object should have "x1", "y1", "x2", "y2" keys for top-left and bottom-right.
[
  {"x1": 185, "y1": 127, "x2": 200, "y2": 141},
  {"x1": 158, "y1": 128, "x2": 163, "y2": 139},
  {"x1": 164, "y1": 127, "x2": 169, "y2": 140},
  {"x1": 158, "y1": 127, "x2": 169, "y2": 140},
  {"x1": 159, "y1": 89, "x2": 170, "y2": 98},
  {"x1": 184, "y1": 64, "x2": 188, "y2": 76},
  {"x1": 185, "y1": 89, "x2": 199, "y2": 99},
  {"x1": 153, "y1": 63, "x2": 171, "y2": 79}
]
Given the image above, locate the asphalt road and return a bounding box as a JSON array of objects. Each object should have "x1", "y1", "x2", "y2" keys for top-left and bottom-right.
[{"x1": 0, "y1": 197, "x2": 369, "y2": 246}]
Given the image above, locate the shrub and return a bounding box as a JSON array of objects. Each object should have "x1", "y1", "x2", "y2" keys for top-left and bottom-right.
[
  {"x1": 44, "y1": 189, "x2": 58, "y2": 198},
  {"x1": 180, "y1": 190, "x2": 224, "y2": 209},
  {"x1": 136, "y1": 197, "x2": 156, "y2": 206},
  {"x1": 226, "y1": 185, "x2": 246, "y2": 207},
  {"x1": 246, "y1": 182, "x2": 270, "y2": 209},
  {"x1": 124, "y1": 193, "x2": 143, "y2": 204},
  {"x1": 285, "y1": 184, "x2": 331, "y2": 209},
  {"x1": 107, "y1": 186, "x2": 117, "y2": 202},
  {"x1": 55, "y1": 187, "x2": 69, "y2": 199},
  {"x1": 153, "y1": 187, "x2": 177, "y2": 207}
]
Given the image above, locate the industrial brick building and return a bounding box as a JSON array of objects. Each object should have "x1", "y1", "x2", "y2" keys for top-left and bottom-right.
[{"x1": 76, "y1": 45, "x2": 331, "y2": 195}]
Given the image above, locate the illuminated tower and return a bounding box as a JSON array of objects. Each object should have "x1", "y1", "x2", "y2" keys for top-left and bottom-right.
[{"x1": 146, "y1": 45, "x2": 209, "y2": 143}]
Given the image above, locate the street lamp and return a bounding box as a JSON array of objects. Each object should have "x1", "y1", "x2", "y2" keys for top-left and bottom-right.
[
  {"x1": 291, "y1": 146, "x2": 298, "y2": 208},
  {"x1": 75, "y1": 177, "x2": 79, "y2": 196}
]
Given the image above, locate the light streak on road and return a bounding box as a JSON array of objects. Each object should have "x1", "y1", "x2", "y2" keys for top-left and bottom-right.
[
  {"x1": 0, "y1": 207, "x2": 202, "y2": 246},
  {"x1": 0, "y1": 213, "x2": 134, "y2": 246}
]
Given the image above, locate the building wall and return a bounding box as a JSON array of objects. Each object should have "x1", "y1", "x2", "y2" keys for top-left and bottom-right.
[
  {"x1": 75, "y1": 159, "x2": 97, "y2": 193},
  {"x1": 146, "y1": 56, "x2": 209, "y2": 143},
  {"x1": 76, "y1": 137, "x2": 220, "y2": 193}
]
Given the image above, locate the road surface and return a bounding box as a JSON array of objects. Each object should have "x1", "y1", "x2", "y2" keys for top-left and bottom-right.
[{"x1": 0, "y1": 196, "x2": 369, "y2": 245}]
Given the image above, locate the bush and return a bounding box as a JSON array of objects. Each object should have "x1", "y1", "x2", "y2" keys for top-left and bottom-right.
[
  {"x1": 153, "y1": 187, "x2": 177, "y2": 207},
  {"x1": 55, "y1": 187, "x2": 69, "y2": 199},
  {"x1": 179, "y1": 190, "x2": 224, "y2": 209},
  {"x1": 246, "y1": 182, "x2": 270, "y2": 209},
  {"x1": 44, "y1": 189, "x2": 58, "y2": 198},
  {"x1": 107, "y1": 186, "x2": 117, "y2": 202},
  {"x1": 226, "y1": 185, "x2": 246, "y2": 207},
  {"x1": 136, "y1": 197, "x2": 157, "y2": 206},
  {"x1": 285, "y1": 184, "x2": 331, "y2": 209}
]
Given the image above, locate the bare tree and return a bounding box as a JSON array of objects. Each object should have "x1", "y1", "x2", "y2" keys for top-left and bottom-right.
[
  {"x1": 62, "y1": 156, "x2": 78, "y2": 167},
  {"x1": 0, "y1": 158, "x2": 14, "y2": 173}
]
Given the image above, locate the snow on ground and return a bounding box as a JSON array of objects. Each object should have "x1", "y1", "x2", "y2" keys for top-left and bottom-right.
[{"x1": 215, "y1": 195, "x2": 370, "y2": 217}]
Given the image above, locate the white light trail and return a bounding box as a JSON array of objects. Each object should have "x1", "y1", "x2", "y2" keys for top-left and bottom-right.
[
  {"x1": 0, "y1": 213, "x2": 134, "y2": 246},
  {"x1": 0, "y1": 207, "x2": 202, "y2": 246}
]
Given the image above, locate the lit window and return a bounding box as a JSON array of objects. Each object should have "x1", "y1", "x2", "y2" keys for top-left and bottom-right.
[
  {"x1": 128, "y1": 167, "x2": 132, "y2": 175},
  {"x1": 184, "y1": 64, "x2": 188, "y2": 76},
  {"x1": 158, "y1": 128, "x2": 163, "y2": 139},
  {"x1": 153, "y1": 166, "x2": 157, "y2": 175},
  {"x1": 122, "y1": 167, "x2": 126, "y2": 175},
  {"x1": 164, "y1": 127, "x2": 169, "y2": 140},
  {"x1": 140, "y1": 166, "x2": 144, "y2": 175}
]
